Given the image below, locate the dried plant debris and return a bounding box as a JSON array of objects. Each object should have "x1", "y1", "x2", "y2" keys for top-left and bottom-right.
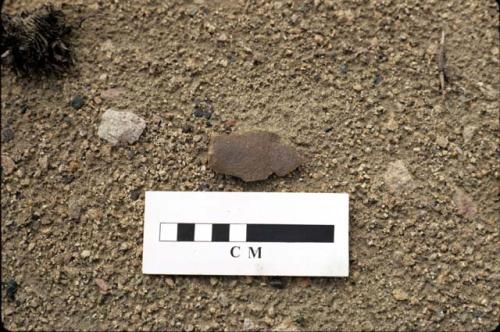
[
  {"x1": 0, "y1": 4, "x2": 73, "y2": 75},
  {"x1": 437, "y1": 30, "x2": 448, "y2": 96}
]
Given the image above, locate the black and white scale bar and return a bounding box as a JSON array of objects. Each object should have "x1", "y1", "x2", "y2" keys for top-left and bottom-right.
[
  {"x1": 144, "y1": 192, "x2": 349, "y2": 276},
  {"x1": 159, "y1": 223, "x2": 334, "y2": 243}
]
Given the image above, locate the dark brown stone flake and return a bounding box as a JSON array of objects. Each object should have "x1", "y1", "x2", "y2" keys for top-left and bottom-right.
[{"x1": 208, "y1": 131, "x2": 302, "y2": 182}]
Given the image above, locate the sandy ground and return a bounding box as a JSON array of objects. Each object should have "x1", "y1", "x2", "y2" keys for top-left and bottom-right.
[{"x1": 1, "y1": 0, "x2": 499, "y2": 331}]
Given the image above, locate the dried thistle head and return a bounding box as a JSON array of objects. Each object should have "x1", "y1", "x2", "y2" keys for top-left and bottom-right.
[{"x1": 1, "y1": 4, "x2": 73, "y2": 75}]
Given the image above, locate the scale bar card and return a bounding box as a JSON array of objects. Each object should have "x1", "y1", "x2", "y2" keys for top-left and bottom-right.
[{"x1": 143, "y1": 192, "x2": 349, "y2": 277}]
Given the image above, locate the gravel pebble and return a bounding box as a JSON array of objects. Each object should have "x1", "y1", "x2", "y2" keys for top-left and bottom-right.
[
  {"x1": 275, "y1": 318, "x2": 299, "y2": 332},
  {"x1": 165, "y1": 278, "x2": 175, "y2": 288},
  {"x1": 129, "y1": 188, "x2": 141, "y2": 201},
  {"x1": 6, "y1": 279, "x2": 18, "y2": 302},
  {"x1": 38, "y1": 155, "x2": 49, "y2": 170},
  {"x1": 70, "y1": 95, "x2": 85, "y2": 109},
  {"x1": 217, "y1": 33, "x2": 228, "y2": 42},
  {"x1": 436, "y1": 135, "x2": 449, "y2": 148},
  {"x1": 81, "y1": 250, "x2": 91, "y2": 258},
  {"x1": 97, "y1": 109, "x2": 146, "y2": 145},
  {"x1": 340, "y1": 63, "x2": 348, "y2": 74},
  {"x1": 463, "y1": 125, "x2": 477, "y2": 143},
  {"x1": 453, "y1": 188, "x2": 477, "y2": 219},
  {"x1": 193, "y1": 108, "x2": 212, "y2": 119},
  {"x1": 100, "y1": 87, "x2": 125, "y2": 100},
  {"x1": 243, "y1": 318, "x2": 256, "y2": 331},
  {"x1": 1, "y1": 155, "x2": 16, "y2": 175},
  {"x1": 383, "y1": 160, "x2": 414, "y2": 193},
  {"x1": 385, "y1": 113, "x2": 399, "y2": 131},
  {"x1": 269, "y1": 277, "x2": 286, "y2": 289},
  {"x1": 2, "y1": 128, "x2": 14, "y2": 142},
  {"x1": 95, "y1": 278, "x2": 109, "y2": 293},
  {"x1": 392, "y1": 289, "x2": 409, "y2": 301}
]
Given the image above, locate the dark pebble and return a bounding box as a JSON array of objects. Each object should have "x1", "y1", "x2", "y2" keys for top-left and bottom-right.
[
  {"x1": 6, "y1": 279, "x2": 18, "y2": 301},
  {"x1": 2, "y1": 128, "x2": 14, "y2": 142},
  {"x1": 340, "y1": 64, "x2": 348, "y2": 74},
  {"x1": 71, "y1": 95, "x2": 85, "y2": 109},
  {"x1": 20, "y1": 104, "x2": 28, "y2": 114},
  {"x1": 99, "y1": 293, "x2": 110, "y2": 305},
  {"x1": 130, "y1": 188, "x2": 141, "y2": 201},
  {"x1": 182, "y1": 124, "x2": 194, "y2": 133},
  {"x1": 295, "y1": 315, "x2": 306, "y2": 326},
  {"x1": 29, "y1": 212, "x2": 42, "y2": 230},
  {"x1": 373, "y1": 73, "x2": 383, "y2": 86},
  {"x1": 30, "y1": 218, "x2": 40, "y2": 230},
  {"x1": 193, "y1": 108, "x2": 212, "y2": 120},
  {"x1": 378, "y1": 52, "x2": 388, "y2": 62},
  {"x1": 269, "y1": 277, "x2": 286, "y2": 289},
  {"x1": 62, "y1": 174, "x2": 75, "y2": 184},
  {"x1": 324, "y1": 127, "x2": 333, "y2": 133},
  {"x1": 197, "y1": 183, "x2": 211, "y2": 191}
]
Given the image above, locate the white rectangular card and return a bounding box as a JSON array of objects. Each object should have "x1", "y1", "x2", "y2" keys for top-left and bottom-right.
[{"x1": 143, "y1": 192, "x2": 349, "y2": 277}]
